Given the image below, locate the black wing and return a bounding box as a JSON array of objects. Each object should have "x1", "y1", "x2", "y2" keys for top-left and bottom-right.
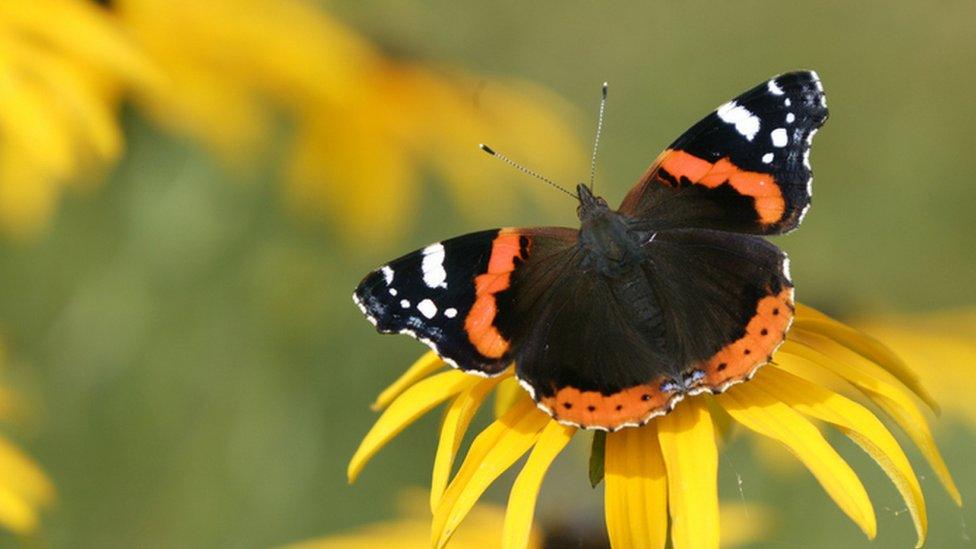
[
  {"x1": 619, "y1": 71, "x2": 828, "y2": 234},
  {"x1": 353, "y1": 227, "x2": 577, "y2": 376}
]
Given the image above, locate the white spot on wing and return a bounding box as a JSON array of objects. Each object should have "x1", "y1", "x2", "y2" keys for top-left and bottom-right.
[
  {"x1": 762, "y1": 152, "x2": 774, "y2": 164},
  {"x1": 381, "y1": 266, "x2": 394, "y2": 285},
  {"x1": 388, "y1": 288, "x2": 397, "y2": 296},
  {"x1": 417, "y1": 299, "x2": 437, "y2": 319},
  {"x1": 716, "y1": 101, "x2": 760, "y2": 141},
  {"x1": 767, "y1": 79, "x2": 785, "y2": 95},
  {"x1": 784, "y1": 98, "x2": 792, "y2": 107},
  {"x1": 400, "y1": 299, "x2": 410, "y2": 308},
  {"x1": 786, "y1": 112, "x2": 795, "y2": 124},
  {"x1": 421, "y1": 243, "x2": 448, "y2": 289},
  {"x1": 444, "y1": 308, "x2": 458, "y2": 318},
  {"x1": 771, "y1": 128, "x2": 788, "y2": 147}
]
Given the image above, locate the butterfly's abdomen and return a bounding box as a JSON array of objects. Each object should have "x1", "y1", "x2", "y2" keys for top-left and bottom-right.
[{"x1": 607, "y1": 267, "x2": 668, "y2": 348}]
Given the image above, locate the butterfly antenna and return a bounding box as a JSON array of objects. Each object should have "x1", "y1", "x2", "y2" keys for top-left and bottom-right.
[
  {"x1": 479, "y1": 144, "x2": 577, "y2": 199},
  {"x1": 588, "y1": 82, "x2": 608, "y2": 192}
]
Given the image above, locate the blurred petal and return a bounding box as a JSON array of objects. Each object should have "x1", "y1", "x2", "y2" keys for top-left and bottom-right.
[
  {"x1": 431, "y1": 399, "x2": 549, "y2": 549},
  {"x1": 781, "y1": 335, "x2": 961, "y2": 505},
  {"x1": 348, "y1": 370, "x2": 480, "y2": 483},
  {"x1": 605, "y1": 421, "x2": 668, "y2": 549},
  {"x1": 0, "y1": 48, "x2": 77, "y2": 179},
  {"x1": 502, "y1": 421, "x2": 575, "y2": 549},
  {"x1": 854, "y1": 310, "x2": 976, "y2": 426},
  {"x1": 720, "y1": 503, "x2": 772, "y2": 548},
  {"x1": 372, "y1": 352, "x2": 445, "y2": 411},
  {"x1": 658, "y1": 398, "x2": 719, "y2": 549},
  {"x1": 757, "y1": 367, "x2": 927, "y2": 547},
  {"x1": 0, "y1": 437, "x2": 54, "y2": 508},
  {"x1": 431, "y1": 377, "x2": 505, "y2": 512},
  {"x1": 0, "y1": 486, "x2": 37, "y2": 535},
  {"x1": 288, "y1": 493, "x2": 541, "y2": 549},
  {"x1": 718, "y1": 381, "x2": 877, "y2": 539},
  {"x1": 0, "y1": 435, "x2": 54, "y2": 534},
  {"x1": 0, "y1": 0, "x2": 158, "y2": 85}
]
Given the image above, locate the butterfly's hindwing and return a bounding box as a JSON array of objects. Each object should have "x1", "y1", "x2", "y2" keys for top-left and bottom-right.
[{"x1": 642, "y1": 228, "x2": 794, "y2": 392}]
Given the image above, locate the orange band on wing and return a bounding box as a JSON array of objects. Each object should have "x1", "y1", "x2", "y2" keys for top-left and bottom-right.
[
  {"x1": 658, "y1": 149, "x2": 786, "y2": 225},
  {"x1": 699, "y1": 288, "x2": 794, "y2": 389},
  {"x1": 539, "y1": 378, "x2": 676, "y2": 430},
  {"x1": 464, "y1": 231, "x2": 528, "y2": 359}
]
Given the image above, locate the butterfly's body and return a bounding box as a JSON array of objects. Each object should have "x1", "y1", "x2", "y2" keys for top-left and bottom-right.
[
  {"x1": 576, "y1": 184, "x2": 671, "y2": 367},
  {"x1": 578, "y1": 185, "x2": 646, "y2": 276},
  {"x1": 355, "y1": 71, "x2": 828, "y2": 431}
]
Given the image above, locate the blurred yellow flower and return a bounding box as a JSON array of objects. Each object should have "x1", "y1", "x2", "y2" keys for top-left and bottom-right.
[
  {"x1": 111, "y1": 0, "x2": 583, "y2": 244},
  {"x1": 0, "y1": 0, "x2": 154, "y2": 238},
  {"x1": 348, "y1": 305, "x2": 960, "y2": 549},
  {"x1": 854, "y1": 308, "x2": 976, "y2": 427},
  {"x1": 285, "y1": 489, "x2": 768, "y2": 548},
  {"x1": 0, "y1": 343, "x2": 54, "y2": 534},
  {"x1": 285, "y1": 489, "x2": 541, "y2": 549}
]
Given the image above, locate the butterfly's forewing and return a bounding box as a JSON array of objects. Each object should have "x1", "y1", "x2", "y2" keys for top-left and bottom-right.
[
  {"x1": 354, "y1": 227, "x2": 577, "y2": 376},
  {"x1": 619, "y1": 71, "x2": 827, "y2": 234}
]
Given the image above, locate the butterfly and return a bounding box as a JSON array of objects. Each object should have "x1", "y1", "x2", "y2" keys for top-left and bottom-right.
[{"x1": 354, "y1": 71, "x2": 828, "y2": 431}]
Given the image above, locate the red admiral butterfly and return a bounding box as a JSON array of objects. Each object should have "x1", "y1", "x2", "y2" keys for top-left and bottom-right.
[{"x1": 354, "y1": 71, "x2": 828, "y2": 431}]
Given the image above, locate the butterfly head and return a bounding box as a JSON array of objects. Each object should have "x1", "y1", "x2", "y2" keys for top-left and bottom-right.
[{"x1": 576, "y1": 183, "x2": 609, "y2": 221}]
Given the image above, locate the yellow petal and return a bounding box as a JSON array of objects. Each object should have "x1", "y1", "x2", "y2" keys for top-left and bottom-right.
[
  {"x1": 0, "y1": 34, "x2": 122, "y2": 165},
  {"x1": 0, "y1": 46, "x2": 76, "y2": 179},
  {"x1": 0, "y1": 436, "x2": 54, "y2": 507},
  {"x1": 605, "y1": 422, "x2": 668, "y2": 549},
  {"x1": 856, "y1": 316, "x2": 976, "y2": 426},
  {"x1": 781, "y1": 336, "x2": 961, "y2": 505},
  {"x1": 431, "y1": 400, "x2": 549, "y2": 549},
  {"x1": 431, "y1": 377, "x2": 505, "y2": 512},
  {"x1": 493, "y1": 377, "x2": 525, "y2": 419},
  {"x1": 658, "y1": 398, "x2": 719, "y2": 549},
  {"x1": 0, "y1": 0, "x2": 159, "y2": 86},
  {"x1": 372, "y1": 352, "x2": 445, "y2": 411},
  {"x1": 502, "y1": 421, "x2": 575, "y2": 549},
  {"x1": 718, "y1": 382, "x2": 877, "y2": 539},
  {"x1": 792, "y1": 313, "x2": 939, "y2": 412},
  {"x1": 0, "y1": 486, "x2": 37, "y2": 535},
  {"x1": 757, "y1": 367, "x2": 927, "y2": 547},
  {"x1": 348, "y1": 370, "x2": 480, "y2": 483}
]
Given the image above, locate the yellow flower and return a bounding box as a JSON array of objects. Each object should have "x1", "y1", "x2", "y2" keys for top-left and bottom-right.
[
  {"x1": 348, "y1": 304, "x2": 961, "y2": 549},
  {"x1": 0, "y1": 343, "x2": 54, "y2": 534},
  {"x1": 112, "y1": 0, "x2": 583, "y2": 244},
  {"x1": 854, "y1": 308, "x2": 976, "y2": 427},
  {"x1": 0, "y1": 0, "x2": 155, "y2": 237}
]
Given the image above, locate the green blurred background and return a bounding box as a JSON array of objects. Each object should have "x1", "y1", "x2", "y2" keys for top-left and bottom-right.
[{"x1": 0, "y1": 1, "x2": 973, "y2": 547}]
